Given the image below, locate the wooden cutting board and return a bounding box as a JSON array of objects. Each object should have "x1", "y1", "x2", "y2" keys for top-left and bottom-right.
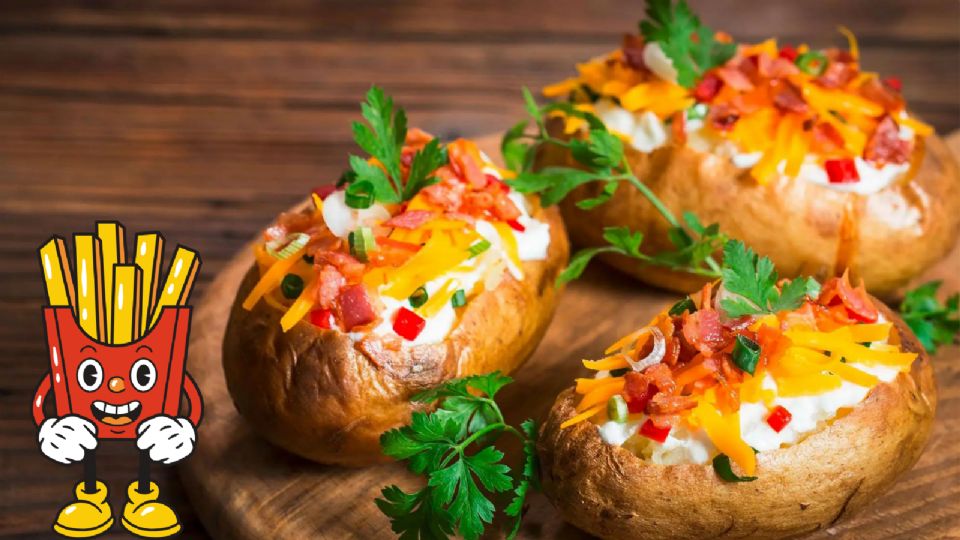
[{"x1": 178, "y1": 134, "x2": 960, "y2": 539}]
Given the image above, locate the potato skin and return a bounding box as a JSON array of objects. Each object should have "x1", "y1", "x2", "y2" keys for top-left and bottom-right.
[
  {"x1": 537, "y1": 300, "x2": 936, "y2": 540},
  {"x1": 545, "y1": 119, "x2": 960, "y2": 297},
  {"x1": 222, "y1": 203, "x2": 568, "y2": 466}
]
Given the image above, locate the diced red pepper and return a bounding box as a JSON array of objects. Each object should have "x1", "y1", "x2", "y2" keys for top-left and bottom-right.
[
  {"x1": 393, "y1": 307, "x2": 426, "y2": 341},
  {"x1": 485, "y1": 174, "x2": 509, "y2": 192},
  {"x1": 309, "y1": 308, "x2": 333, "y2": 329},
  {"x1": 778, "y1": 45, "x2": 798, "y2": 62},
  {"x1": 882, "y1": 76, "x2": 902, "y2": 92},
  {"x1": 693, "y1": 74, "x2": 723, "y2": 102},
  {"x1": 766, "y1": 405, "x2": 793, "y2": 433},
  {"x1": 506, "y1": 219, "x2": 526, "y2": 232},
  {"x1": 312, "y1": 185, "x2": 336, "y2": 200},
  {"x1": 824, "y1": 158, "x2": 860, "y2": 184},
  {"x1": 639, "y1": 418, "x2": 671, "y2": 443}
]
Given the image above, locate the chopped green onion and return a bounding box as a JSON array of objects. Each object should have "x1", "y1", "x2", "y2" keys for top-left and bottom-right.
[
  {"x1": 686, "y1": 103, "x2": 708, "y2": 121},
  {"x1": 302, "y1": 254, "x2": 314, "y2": 264},
  {"x1": 609, "y1": 367, "x2": 630, "y2": 377},
  {"x1": 732, "y1": 334, "x2": 761, "y2": 375},
  {"x1": 337, "y1": 169, "x2": 357, "y2": 188},
  {"x1": 669, "y1": 297, "x2": 697, "y2": 317},
  {"x1": 345, "y1": 180, "x2": 374, "y2": 209},
  {"x1": 712, "y1": 454, "x2": 757, "y2": 482},
  {"x1": 409, "y1": 287, "x2": 429, "y2": 308},
  {"x1": 280, "y1": 274, "x2": 304, "y2": 299},
  {"x1": 795, "y1": 51, "x2": 828, "y2": 76},
  {"x1": 451, "y1": 289, "x2": 467, "y2": 308},
  {"x1": 267, "y1": 232, "x2": 310, "y2": 260},
  {"x1": 606, "y1": 395, "x2": 628, "y2": 423},
  {"x1": 467, "y1": 239, "x2": 492, "y2": 258},
  {"x1": 348, "y1": 227, "x2": 377, "y2": 263}
]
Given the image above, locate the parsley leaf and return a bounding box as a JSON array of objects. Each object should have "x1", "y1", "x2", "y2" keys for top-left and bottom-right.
[
  {"x1": 501, "y1": 120, "x2": 531, "y2": 172},
  {"x1": 377, "y1": 373, "x2": 540, "y2": 540},
  {"x1": 403, "y1": 138, "x2": 447, "y2": 201},
  {"x1": 899, "y1": 281, "x2": 960, "y2": 353},
  {"x1": 639, "y1": 0, "x2": 736, "y2": 88},
  {"x1": 719, "y1": 240, "x2": 818, "y2": 317}
]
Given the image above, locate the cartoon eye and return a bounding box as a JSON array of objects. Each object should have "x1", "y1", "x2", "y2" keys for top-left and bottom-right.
[
  {"x1": 77, "y1": 358, "x2": 103, "y2": 391},
  {"x1": 130, "y1": 358, "x2": 157, "y2": 392}
]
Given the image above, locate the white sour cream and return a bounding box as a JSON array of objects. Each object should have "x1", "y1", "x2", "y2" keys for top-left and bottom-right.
[{"x1": 321, "y1": 190, "x2": 391, "y2": 238}]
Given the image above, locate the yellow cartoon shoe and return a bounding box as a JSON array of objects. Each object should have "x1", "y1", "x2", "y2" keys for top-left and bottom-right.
[
  {"x1": 121, "y1": 481, "x2": 181, "y2": 538},
  {"x1": 53, "y1": 480, "x2": 113, "y2": 538}
]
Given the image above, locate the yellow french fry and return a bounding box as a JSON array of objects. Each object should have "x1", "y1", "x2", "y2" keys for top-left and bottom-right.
[
  {"x1": 38, "y1": 237, "x2": 76, "y2": 310},
  {"x1": 97, "y1": 222, "x2": 126, "y2": 343},
  {"x1": 134, "y1": 232, "x2": 165, "y2": 335},
  {"x1": 111, "y1": 265, "x2": 142, "y2": 345},
  {"x1": 74, "y1": 234, "x2": 105, "y2": 341},
  {"x1": 151, "y1": 246, "x2": 200, "y2": 327}
]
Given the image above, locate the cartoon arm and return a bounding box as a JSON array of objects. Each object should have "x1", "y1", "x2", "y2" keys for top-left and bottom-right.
[
  {"x1": 33, "y1": 373, "x2": 98, "y2": 464},
  {"x1": 137, "y1": 373, "x2": 202, "y2": 464}
]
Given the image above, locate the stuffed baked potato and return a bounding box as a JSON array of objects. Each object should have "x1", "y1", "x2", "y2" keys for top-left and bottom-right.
[
  {"x1": 538, "y1": 244, "x2": 935, "y2": 539},
  {"x1": 536, "y1": 2, "x2": 960, "y2": 296},
  {"x1": 223, "y1": 89, "x2": 568, "y2": 466}
]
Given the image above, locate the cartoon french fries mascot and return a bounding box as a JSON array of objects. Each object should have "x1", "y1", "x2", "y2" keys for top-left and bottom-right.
[{"x1": 32, "y1": 223, "x2": 203, "y2": 538}]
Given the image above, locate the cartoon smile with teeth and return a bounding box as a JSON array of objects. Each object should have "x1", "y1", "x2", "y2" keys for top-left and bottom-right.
[{"x1": 32, "y1": 226, "x2": 203, "y2": 538}]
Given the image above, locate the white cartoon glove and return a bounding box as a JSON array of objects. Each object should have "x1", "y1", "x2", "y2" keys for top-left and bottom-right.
[
  {"x1": 136, "y1": 415, "x2": 196, "y2": 464},
  {"x1": 38, "y1": 415, "x2": 98, "y2": 464}
]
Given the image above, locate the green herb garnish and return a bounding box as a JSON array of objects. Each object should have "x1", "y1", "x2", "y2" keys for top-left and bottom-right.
[
  {"x1": 467, "y1": 239, "x2": 492, "y2": 258},
  {"x1": 409, "y1": 287, "x2": 429, "y2": 309},
  {"x1": 719, "y1": 240, "x2": 820, "y2": 317},
  {"x1": 712, "y1": 454, "x2": 757, "y2": 483},
  {"x1": 609, "y1": 367, "x2": 631, "y2": 377},
  {"x1": 899, "y1": 281, "x2": 959, "y2": 353},
  {"x1": 795, "y1": 51, "x2": 828, "y2": 76},
  {"x1": 639, "y1": 0, "x2": 736, "y2": 88},
  {"x1": 731, "y1": 334, "x2": 761, "y2": 375},
  {"x1": 377, "y1": 373, "x2": 538, "y2": 540},
  {"x1": 669, "y1": 297, "x2": 697, "y2": 316},
  {"x1": 451, "y1": 289, "x2": 467, "y2": 308},
  {"x1": 607, "y1": 395, "x2": 629, "y2": 422},
  {"x1": 280, "y1": 274, "x2": 304, "y2": 300},
  {"x1": 344, "y1": 86, "x2": 447, "y2": 208}
]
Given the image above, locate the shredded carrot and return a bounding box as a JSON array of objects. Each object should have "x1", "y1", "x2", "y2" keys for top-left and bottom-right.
[
  {"x1": 582, "y1": 354, "x2": 631, "y2": 371},
  {"x1": 576, "y1": 376, "x2": 624, "y2": 395},
  {"x1": 242, "y1": 244, "x2": 307, "y2": 310},
  {"x1": 605, "y1": 327, "x2": 647, "y2": 355},
  {"x1": 560, "y1": 404, "x2": 604, "y2": 429},
  {"x1": 576, "y1": 378, "x2": 625, "y2": 412},
  {"x1": 675, "y1": 358, "x2": 715, "y2": 387}
]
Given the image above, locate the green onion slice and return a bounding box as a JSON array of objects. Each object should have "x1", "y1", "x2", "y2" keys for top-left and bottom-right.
[
  {"x1": 795, "y1": 51, "x2": 828, "y2": 76},
  {"x1": 732, "y1": 334, "x2": 761, "y2": 375},
  {"x1": 348, "y1": 227, "x2": 377, "y2": 263},
  {"x1": 451, "y1": 289, "x2": 467, "y2": 308},
  {"x1": 712, "y1": 454, "x2": 757, "y2": 482},
  {"x1": 669, "y1": 297, "x2": 696, "y2": 317},
  {"x1": 606, "y1": 395, "x2": 628, "y2": 423},
  {"x1": 345, "y1": 180, "x2": 374, "y2": 209},
  {"x1": 280, "y1": 274, "x2": 304, "y2": 300},
  {"x1": 467, "y1": 239, "x2": 492, "y2": 258},
  {"x1": 409, "y1": 287, "x2": 429, "y2": 309},
  {"x1": 686, "y1": 103, "x2": 708, "y2": 121},
  {"x1": 609, "y1": 367, "x2": 630, "y2": 378},
  {"x1": 267, "y1": 232, "x2": 309, "y2": 260}
]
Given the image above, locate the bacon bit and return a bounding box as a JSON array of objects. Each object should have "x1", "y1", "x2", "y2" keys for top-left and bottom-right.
[
  {"x1": 810, "y1": 122, "x2": 845, "y2": 154},
  {"x1": 716, "y1": 66, "x2": 755, "y2": 92},
  {"x1": 316, "y1": 250, "x2": 365, "y2": 283},
  {"x1": 485, "y1": 174, "x2": 509, "y2": 192},
  {"x1": 819, "y1": 271, "x2": 879, "y2": 323},
  {"x1": 663, "y1": 336, "x2": 681, "y2": 367},
  {"x1": 648, "y1": 393, "x2": 697, "y2": 415},
  {"x1": 699, "y1": 282, "x2": 714, "y2": 311},
  {"x1": 623, "y1": 372, "x2": 656, "y2": 414},
  {"x1": 621, "y1": 33, "x2": 647, "y2": 70},
  {"x1": 772, "y1": 82, "x2": 809, "y2": 114},
  {"x1": 693, "y1": 74, "x2": 723, "y2": 102},
  {"x1": 817, "y1": 61, "x2": 856, "y2": 89},
  {"x1": 492, "y1": 194, "x2": 522, "y2": 221},
  {"x1": 766, "y1": 57, "x2": 800, "y2": 79},
  {"x1": 707, "y1": 104, "x2": 740, "y2": 131},
  {"x1": 756, "y1": 324, "x2": 790, "y2": 369},
  {"x1": 448, "y1": 139, "x2": 487, "y2": 189},
  {"x1": 421, "y1": 175, "x2": 465, "y2": 210},
  {"x1": 864, "y1": 115, "x2": 912, "y2": 166},
  {"x1": 671, "y1": 110, "x2": 687, "y2": 145},
  {"x1": 316, "y1": 265, "x2": 346, "y2": 310},
  {"x1": 645, "y1": 364, "x2": 676, "y2": 395},
  {"x1": 337, "y1": 284, "x2": 378, "y2": 330},
  {"x1": 859, "y1": 78, "x2": 904, "y2": 112},
  {"x1": 682, "y1": 308, "x2": 725, "y2": 355},
  {"x1": 384, "y1": 210, "x2": 434, "y2": 230},
  {"x1": 443, "y1": 211, "x2": 477, "y2": 225}
]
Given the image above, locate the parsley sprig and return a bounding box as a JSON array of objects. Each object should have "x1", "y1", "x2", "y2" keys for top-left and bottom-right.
[
  {"x1": 344, "y1": 86, "x2": 448, "y2": 208},
  {"x1": 718, "y1": 240, "x2": 820, "y2": 317},
  {"x1": 639, "y1": 0, "x2": 736, "y2": 88},
  {"x1": 376, "y1": 373, "x2": 538, "y2": 540},
  {"x1": 899, "y1": 281, "x2": 959, "y2": 353},
  {"x1": 503, "y1": 87, "x2": 727, "y2": 285}
]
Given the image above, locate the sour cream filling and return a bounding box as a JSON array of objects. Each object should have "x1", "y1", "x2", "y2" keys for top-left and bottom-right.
[
  {"x1": 592, "y1": 98, "x2": 917, "y2": 195},
  {"x1": 324, "y1": 174, "x2": 551, "y2": 345},
  {"x1": 596, "y1": 315, "x2": 905, "y2": 464}
]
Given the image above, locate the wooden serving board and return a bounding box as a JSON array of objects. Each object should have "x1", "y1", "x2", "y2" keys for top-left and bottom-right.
[{"x1": 179, "y1": 135, "x2": 960, "y2": 539}]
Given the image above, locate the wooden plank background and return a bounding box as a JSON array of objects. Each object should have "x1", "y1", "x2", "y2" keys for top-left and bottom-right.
[{"x1": 0, "y1": 1, "x2": 956, "y2": 538}]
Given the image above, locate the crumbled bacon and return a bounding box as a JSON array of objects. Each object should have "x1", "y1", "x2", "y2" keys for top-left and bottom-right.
[
  {"x1": 384, "y1": 210, "x2": 434, "y2": 230},
  {"x1": 337, "y1": 284, "x2": 378, "y2": 330},
  {"x1": 623, "y1": 372, "x2": 656, "y2": 414},
  {"x1": 864, "y1": 115, "x2": 912, "y2": 166},
  {"x1": 648, "y1": 393, "x2": 696, "y2": 415},
  {"x1": 772, "y1": 82, "x2": 809, "y2": 114},
  {"x1": 315, "y1": 264, "x2": 346, "y2": 310},
  {"x1": 819, "y1": 271, "x2": 879, "y2": 323},
  {"x1": 859, "y1": 78, "x2": 904, "y2": 111},
  {"x1": 716, "y1": 66, "x2": 755, "y2": 92},
  {"x1": 315, "y1": 251, "x2": 366, "y2": 283},
  {"x1": 421, "y1": 175, "x2": 465, "y2": 210},
  {"x1": 707, "y1": 104, "x2": 740, "y2": 131},
  {"x1": 810, "y1": 122, "x2": 845, "y2": 154},
  {"x1": 817, "y1": 61, "x2": 856, "y2": 89},
  {"x1": 682, "y1": 308, "x2": 725, "y2": 355},
  {"x1": 645, "y1": 364, "x2": 676, "y2": 395},
  {"x1": 448, "y1": 140, "x2": 487, "y2": 189},
  {"x1": 621, "y1": 34, "x2": 647, "y2": 70}
]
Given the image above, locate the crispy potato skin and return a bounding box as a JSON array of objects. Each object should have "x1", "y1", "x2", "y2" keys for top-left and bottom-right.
[
  {"x1": 538, "y1": 301, "x2": 936, "y2": 540},
  {"x1": 222, "y1": 204, "x2": 568, "y2": 466},
  {"x1": 545, "y1": 119, "x2": 960, "y2": 297}
]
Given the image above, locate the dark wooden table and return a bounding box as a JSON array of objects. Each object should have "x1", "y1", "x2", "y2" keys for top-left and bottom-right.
[{"x1": 1, "y1": 1, "x2": 957, "y2": 538}]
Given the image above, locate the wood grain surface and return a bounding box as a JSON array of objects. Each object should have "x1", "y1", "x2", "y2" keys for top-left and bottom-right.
[{"x1": 0, "y1": 2, "x2": 957, "y2": 539}]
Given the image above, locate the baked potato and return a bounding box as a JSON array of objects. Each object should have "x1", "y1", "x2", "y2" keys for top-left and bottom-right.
[
  {"x1": 222, "y1": 92, "x2": 569, "y2": 466},
  {"x1": 537, "y1": 258, "x2": 936, "y2": 539},
  {"x1": 535, "y1": 6, "x2": 960, "y2": 297}
]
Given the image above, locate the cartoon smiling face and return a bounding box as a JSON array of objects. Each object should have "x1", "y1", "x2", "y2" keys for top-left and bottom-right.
[{"x1": 43, "y1": 306, "x2": 191, "y2": 439}]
